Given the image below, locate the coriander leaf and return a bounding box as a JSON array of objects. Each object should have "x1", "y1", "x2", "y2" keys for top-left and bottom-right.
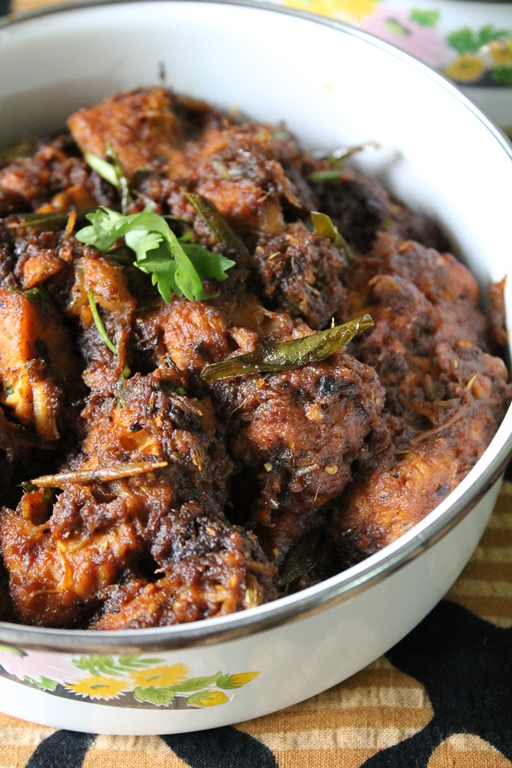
[
  {"x1": 124, "y1": 227, "x2": 164, "y2": 258},
  {"x1": 111, "y1": 210, "x2": 211, "y2": 300},
  {"x1": 76, "y1": 206, "x2": 234, "y2": 302},
  {"x1": 182, "y1": 243, "x2": 235, "y2": 282},
  {"x1": 133, "y1": 239, "x2": 180, "y2": 302},
  {"x1": 76, "y1": 207, "x2": 124, "y2": 251},
  {"x1": 174, "y1": 250, "x2": 211, "y2": 301}
]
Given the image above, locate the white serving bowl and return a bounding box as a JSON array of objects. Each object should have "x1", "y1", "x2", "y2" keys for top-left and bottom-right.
[{"x1": 0, "y1": 0, "x2": 511, "y2": 736}]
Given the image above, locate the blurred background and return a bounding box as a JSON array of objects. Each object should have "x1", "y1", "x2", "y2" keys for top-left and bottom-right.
[{"x1": 8, "y1": 0, "x2": 512, "y2": 132}]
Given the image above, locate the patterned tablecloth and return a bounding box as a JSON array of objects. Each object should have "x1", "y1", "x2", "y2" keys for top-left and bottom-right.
[{"x1": 1, "y1": 0, "x2": 512, "y2": 766}]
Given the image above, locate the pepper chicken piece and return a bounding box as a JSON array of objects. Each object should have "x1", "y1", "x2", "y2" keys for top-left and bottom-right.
[
  {"x1": 92, "y1": 500, "x2": 276, "y2": 629},
  {"x1": 0, "y1": 287, "x2": 82, "y2": 441},
  {"x1": 331, "y1": 233, "x2": 511, "y2": 564},
  {"x1": 0, "y1": 370, "x2": 277, "y2": 627},
  {"x1": 332, "y1": 341, "x2": 510, "y2": 564},
  {"x1": 253, "y1": 220, "x2": 348, "y2": 329},
  {"x1": 0, "y1": 135, "x2": 111, "y2": 215},
  {"x1": 67, "y1": 86, "x2": 189, "y2": 179},
  {"x1": 0, "y1": 485, "x2": 146, "y2": 626},
  {"x1": 213, "y1": 350, "x2": 388, "y2": 566}
]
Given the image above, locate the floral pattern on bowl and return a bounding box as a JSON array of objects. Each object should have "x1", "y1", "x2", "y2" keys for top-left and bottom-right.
[
  {"x1": 283, "y1": 0, "x2": 512, "y2": 88},
  {"x1": 0, "y1": 644, "x2": 259, "y2": 709}
]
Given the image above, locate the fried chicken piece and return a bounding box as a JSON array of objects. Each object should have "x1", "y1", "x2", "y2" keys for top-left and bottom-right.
[
  {"x1": 332, "y1": 341, "x2": 510, "y2": 564},
  {"x1": 311, "y1": 166, "x2": 450, "y2": 255},
  {"x1": 92, "y1": 501, "x2": 276, "y2": 629},
  {"x1": 0, "y1": 216, "x2": 102, "y2": 298},
  {"x1": 0, "y1": 287, "x2": 82, "y2": 441},
  {"x1": 66, "y1": 252, "x2": 136, "y2": 394},
  {"x1": 130, "y1": 112, "x2": 314, "y2": 247},
  {"x1": 330, "y1": 235, "x2": 511, "y2": 564},
  {"x1": 253, "y1": 220, "x2": 348, "y2": 328},
  {"x1": 78, "y1": 371, "x2": 232, "y2": 517},
  {"x1": 212, "y1": 349, "x2": 388, "y2": 565},
  {"x1": 0, "y1": 135, "x2": 112, "y2": 214},
  {"x1": 337, "y1": 274, "x2": 441, "y2": 444},
  {"x1": 337, "y1": 233, "x2": 498, "y2": 442},
  {"x1": 134, "y1": 285, "x2": 295, "y2": 380},
  {"x1": 340, "y1": 232, "x2": 486, "y2": 346},
  {"x1": 0, "y1": 369, "x2": 244, "y2": 627},
  {"x1": 178, "y1": 122, "x2": 303, "y2": 240},
  {"x1": 148, "y1": 297, "x2": 236, "y2": 376},
  {"x1": 67, "y1": 87, "x2": 188, "y2": 179},
  {"x1": 0, "y1": 484, "x2": 148, "y2": 627}
]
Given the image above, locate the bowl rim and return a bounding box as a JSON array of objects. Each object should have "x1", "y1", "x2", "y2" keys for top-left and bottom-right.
[{"x1": 1, "y1": 0, "x2": 512, "y2": 653}]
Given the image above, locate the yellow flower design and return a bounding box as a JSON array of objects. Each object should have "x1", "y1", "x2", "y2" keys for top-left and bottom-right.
[
  {"x1": 284, "y1": 0, "x2": 377, "y2": 21},
  {"x1": 227, "y1": 671, "x2": 260, "y2": 688},
  {"x1": 66, "y1": 675, "x2": 129, "y2": 700},
  {"x1": 130, "y1": 663, "x2": 189, "y2": 688},
  {"x1": 444, "y1": 55, "x2": 486, "y2": 84},
  {"x1": 487, "y1": 40, "x2": 512, "y2": 67}
]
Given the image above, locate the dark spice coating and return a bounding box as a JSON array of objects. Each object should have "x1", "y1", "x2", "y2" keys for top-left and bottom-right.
[
  {"x1": 331, "y1": 233, "x2": 510, "y2": 563},
  {"x1": 0, "y1": 86, "x2": 509, "y2": 628},
  {"x1": 213, "y1": 355, "x2": 388, "y2": 567}
]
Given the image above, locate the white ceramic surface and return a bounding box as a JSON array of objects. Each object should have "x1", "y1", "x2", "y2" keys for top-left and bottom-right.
[
  {"x1": 0, "y1": 0, "x2": 511, "y2": 735},
  {"x1": 277, "y1": 0, "x2": 512, "y2": 129}
]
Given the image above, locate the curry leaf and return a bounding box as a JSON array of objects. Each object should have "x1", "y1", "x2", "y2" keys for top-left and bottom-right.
[
  {"x1": 182, "y1": 190, "x2": 250, "y2": 262},
  {"x1": 201, "y1": 314, "x2": 374, "y2": 381},
  {"x1": 311, "y1": 211, "x2": 356, "y2": 262},
  {"x1": 182, "y1": 243, "x2": 236, "y2": 282}
]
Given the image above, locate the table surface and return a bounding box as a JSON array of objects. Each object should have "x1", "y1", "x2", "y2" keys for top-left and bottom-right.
[{"x1": 1, "y1": 0, "x2": 512, "y2": 765}]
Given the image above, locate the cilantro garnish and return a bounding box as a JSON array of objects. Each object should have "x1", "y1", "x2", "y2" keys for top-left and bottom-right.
[{"x1": 76, "y1": 206, "x2": 235, "y2": 302}]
